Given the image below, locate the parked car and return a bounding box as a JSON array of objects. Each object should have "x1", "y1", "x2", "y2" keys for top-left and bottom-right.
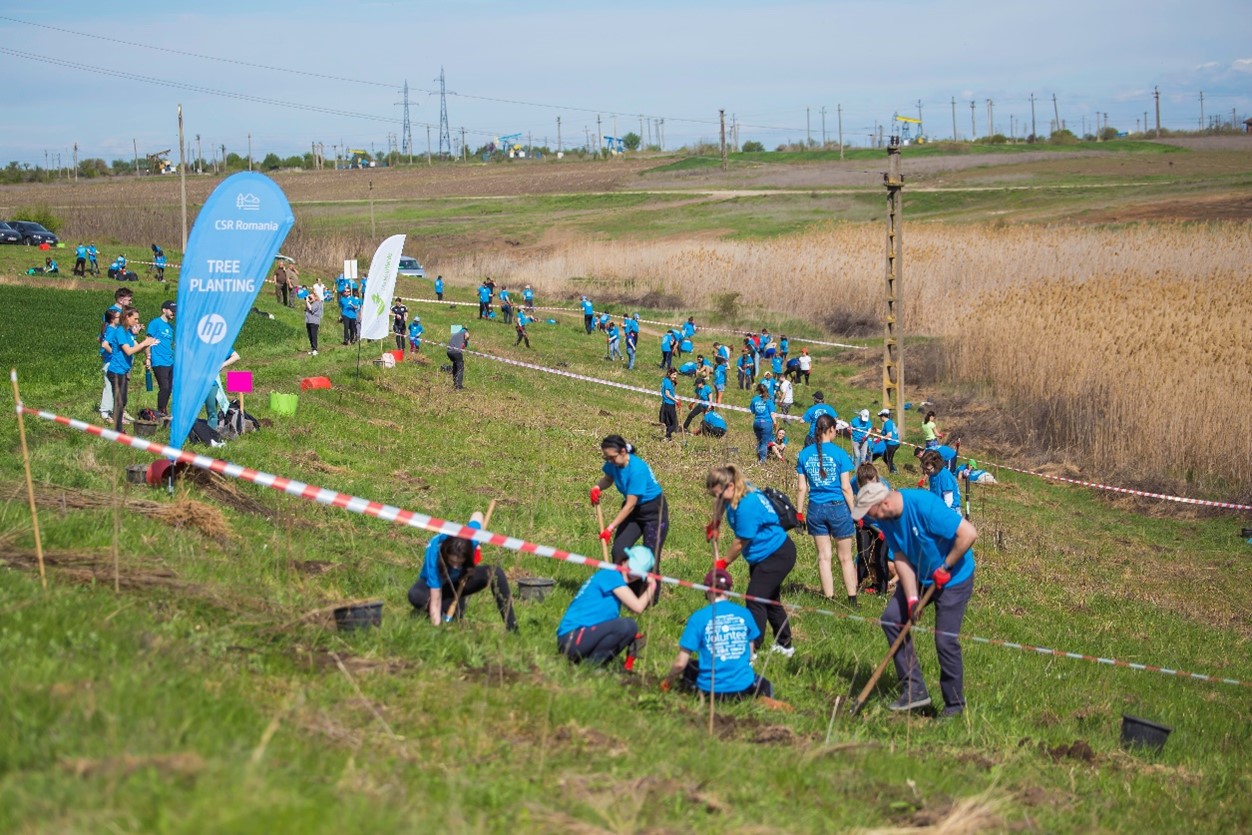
[
  {"x1": 397, "y1": 256, "x2": 425, "y2": 279},
  {"x1": 7, "y1": 220, "x2": 58, "y2": 246},
  {"x1": 0, "y1": 221, "x2": 21, "y2": 244}
]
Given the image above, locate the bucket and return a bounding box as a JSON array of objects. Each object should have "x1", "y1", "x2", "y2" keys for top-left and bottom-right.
[
  {"x1": 301, "y1": 376, "x2": 333, "y2": 391},
  {"x1": 270, "y1": 392, "x2": 298, "y2": 416},
  {"x1": 333, "y1": 600, "x2": 383, "y2": 632},
  {"x1": 516, "y1": 577, "x2": 556, "y2": 602},
  {"x1": 132, "y1": 419, "x2": 159, "y2": 437},
  {"x1": 390, "y1": 349, "x2": 404, "y2": 363},
  {"x1": 125, "y1": 464, "x2": 148, "y2": 485},
  {"x1": 1121, "y1": 714, "x2": 1172, "y2": 753}
]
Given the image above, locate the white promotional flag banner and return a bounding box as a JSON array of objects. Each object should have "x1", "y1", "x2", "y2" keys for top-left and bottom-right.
[{"x1": 358, "y1": 233, "x2": 406, "y2": 341}]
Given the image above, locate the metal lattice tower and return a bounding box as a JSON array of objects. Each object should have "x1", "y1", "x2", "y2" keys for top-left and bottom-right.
[
  {"x1": 401, "y1": 80, "x2": 412, "y2": 158},
  {"x1": 882, "y1": 137, "x2": 904, "y2": 427},
  {"x1": 437, "y1": 67, "x2": 452, "y2": 157}
]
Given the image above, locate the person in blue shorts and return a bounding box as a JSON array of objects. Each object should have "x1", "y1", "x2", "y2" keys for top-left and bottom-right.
[
  {"x1": 661, "y1": 568, "x2": 774, "y2": 700},
  {"x1": 852, "y1": 482, "x2": 977, "y2": 716},
  {"x1": 713, "y1": 355, "x2": 727, "y2": 404},
  {"x1": 557, "y1": 545, "x2": 657, "y2": 667},
  {"x1": 581, "y1": 296, "x2": 594, "y2": 333},
  {"x1": 706, "y1": 464, "x2": 796, "y2": 656},
  {"x1": 407, "y1": 509, "x2": 517, "y2": 631},
  {"x1": 801, "y1": 390, "x2": 838, "y2": 446},
  {"x1": 434, "y1": 275, "x2": 444, "y2": 301},
  {"x1": 795, "y1": 414, "x2": 858, "y2": 605},
  {"x1": 659, "y1": 368, "x2": 679, "y2": 439},
  {"x1": 407, "y1": 316, "x2": 424, "y2": 355},
  {"x1": 920, "y1": 449, "x2": 962, "y2": 516},
  {"x1": 591, "y1": 434, "x2": 670, "y2": 597},
  {"x1": 749, "y1": 383, "x2": 774, "y2": 462},
  {"x1": 878, "y1": 408, "x2": 901, "y2": 474}
]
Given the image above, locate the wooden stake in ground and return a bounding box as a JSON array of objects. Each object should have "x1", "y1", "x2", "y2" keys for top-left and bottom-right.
[
  {"x1": 595, "y1": 504, "x2": 611, "y2": 563},
  {"x1": 848, "y1": 583, "x2": 937, "y2": 716},
  {"x1": 9, "y1": 370, "x2": 46, "y2": 590}
]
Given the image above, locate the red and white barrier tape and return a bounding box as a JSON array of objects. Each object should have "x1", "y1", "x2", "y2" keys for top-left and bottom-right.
[
  {"x1": 396, "y1": 295, "x2": 866, "y2": 350},
  {"x1": 425, "y1": 338, "x2": 806, "y2": 424},
  {"x1": 17, "y1": 397, "x2": 1248, "y2": 689}
]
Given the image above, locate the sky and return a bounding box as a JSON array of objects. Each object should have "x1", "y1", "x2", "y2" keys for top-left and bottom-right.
[{"x1": 1, "y1": 0, "x2": 1249, "y2": 166}]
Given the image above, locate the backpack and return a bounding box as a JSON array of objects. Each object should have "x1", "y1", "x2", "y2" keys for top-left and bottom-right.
[
  {"x1": 760, "y1": 485, "x2": 800, "y2": 531},
  {"x1": 218, "y1": 399, "x2": 260, "y2": 440},
  {"x1": 189, "y1": 418, "x2": 224, "y2": 447}
]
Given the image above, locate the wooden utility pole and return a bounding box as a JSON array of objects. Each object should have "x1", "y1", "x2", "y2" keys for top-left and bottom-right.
[
  {"x1": 196, "y1": 134, "x2": 202, "y2": 173},
  {"x1": 882, "y1": 136, "x2": 904, "y2": 439},
  {"x1": 986, "y1": 99, "x2": 994, "y2": 137},
  {"x1": 951, "y1": 96, "x2": 957, "y2": 140},
  {"x1": 426, "y1": 126, "x2": 432, "y2": 166},
  {"x1": 1029, "y1": 93, "x2": 1037, "y2": 140},
  {"x1": 596, "y1": 114, "x2": 602, "y2": 156},
  {"x1": 178, "y1": 104, "x2": 188, "y2": 252},
  {"x1": 719, "y1": 109, "x2": 727, "y2": 171},
  {"x1": 1154, "y1": 86, "x2": 1161, "y2": 138},
  {"x1": 1199, "y1": 91, "x2": 1205, "y2": 131},
  {"x1": 837, "y1": 104, "x2": 843, "y2": 160},
  {"x1": 969, "y1": 101, "x2": 976, "y2": 139},
  {"x1": 247, "y1": 132, "x2": 253, "y2": 171},
  {"x1": 557, "y1": 116, "x2": 562, "y2": 153},
  {"x1": 72, "y1": 142, "x2": 78, "y2": 182},
  {"x1": 460, "y1": 127, "x2": 466, "y2": 161},
  {"x1": 1052, "y1": 94, "x2": 1061, "y2": 134},
  {"x1": 133, "y1": 138, "x2": 139, "y2": 176}
]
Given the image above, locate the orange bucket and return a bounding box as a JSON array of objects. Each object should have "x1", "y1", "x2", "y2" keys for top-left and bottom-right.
[{"x1": 300, "y1": 376, "x2": 333, "y2": 391}]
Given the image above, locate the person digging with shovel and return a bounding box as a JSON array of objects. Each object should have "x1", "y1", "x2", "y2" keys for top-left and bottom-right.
[
  {"x1": 851, "y1": 481, "x2": 977, "y2": 717},
  {"x1": 591, "y1": 435, "x2": 669, "y2": 602},
  {"x1": 407, "y1": 510, "x2": 518, "y2": 632}
]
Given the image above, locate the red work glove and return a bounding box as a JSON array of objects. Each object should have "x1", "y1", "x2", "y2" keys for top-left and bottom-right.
[
  {"x1": 589, "y1": 486, "x2": 601, "y2": 506},
  {"x1": 473, "y1": 546, "x2": 482, "y2": 566},
  {"x1": 714, "y1": 559, "x2": 728, "y2": 570},
  {"x1": 932, "y1": 567, "x2": 951, "y2": 588},
  {"x1": 659, "y1": 678, "x2": 672, "y2": 692},
  {"x1": 906, "y1": 596, "x2": 921, "y2": 623},
  {"x1": 856, "y1": 518, "x2": 864, "y2": 529},
  {"x1": 705, "y1": 522, "x2": 720, "y2": 542},
  {"x1": 795, "y1": 511, "x2": 806, "y2": 524},
  {"x1": 599, "y1": 528, "x2": 614, "y2": 542},
  {"x1": 918, "y1": 477, "x2": 927, "y2": 488}
]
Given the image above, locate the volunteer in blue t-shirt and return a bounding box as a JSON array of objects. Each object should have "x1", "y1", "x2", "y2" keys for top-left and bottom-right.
[
  {"x1": 659, "y1": 368, "x2": 679, "y2": 440},
  {"x1": 407, "y1": 510, "x2": 517, "y2": 631},
  {"x1": 580, "y1": 296, "x2": 594, "y2": 333},
  {"x1": 106, "y1": 306, "x2": 157, "y2": 432},
  {"x1": 145, "y1": 301, "x2": 176, "y2": 415},
  {"x1": 659, "y1": 331, "x2": 675, "y2": 370},
  {"x1": 878, "y1": 408, "x2": 901, "y2": 474},
  {"x1": 850, "y1": 409, "x2": 873, "y2": 465},
  {"x1": 749, "y1": 383, "x2": 775, "y2": 462},
  {"x1": 713, "y1": 356, "x2": 728, "y2": 404},
  {"x1": 920, "y1": 449, "x2": 963, "y2": 516},
  {"x1": 683, "y1": 378, "x2": 712, "y2": 434},
  {"x1": 477, "y1": 283, "x2": 492, "y2": 318},
  {"x1": 706, "y1": 464, "x2": 797, "y2": 656},
  {"x1": 557, "y1": 546, "x2": 657, "y2": 667},
  {"x1": 522, "y1": 284, "x2": 534, "y2": 310},
  {"x1": 591, "y1": 434, "x2": 670, "y2": 597},
  {"x1": 661, "y1": 568, "x2": 773, "y2": 700},
  {"x1": 801, "y1": 390, "x2": 838, "y2": 445},
  {"x1": 434, "y1": 275, "x2": 444, "y2": 301},
  {"x1": 514, "y1": 310, "x2": 531, "y2": 348},
  {"x1": 624, "y1": 325, "x2": 637, "y2": 370},
  {"x1": 340, "y1": 290, "x2": 361, "y2": 344},
  {"x1": 795, "y1": 414, "x2": 858, "y2": 605},
  {"x1": 407, "y1": 317, "x2": 424, "y2": 354},
  {"x1": 852, "y1": 482, "x2": 977, "y2": 716},
  {"x1": 852, "y1": 462, "x2": 894, "y2": 595}
]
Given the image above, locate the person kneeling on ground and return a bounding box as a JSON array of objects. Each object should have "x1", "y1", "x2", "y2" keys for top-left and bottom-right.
[
  {"x1": 407, "y1": 510, "x2": 517, "y2": 631},
  {"x1": 660, "y1": 568, "x2": 774, "y2": 700},
  {"x1": 556, "y1": 546, "x2": 656, "y2": 668}
]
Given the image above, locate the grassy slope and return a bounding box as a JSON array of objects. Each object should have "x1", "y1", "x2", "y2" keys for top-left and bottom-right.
[{"x1": 0, "y1": 276, "x2": 1249, "y2": 833}]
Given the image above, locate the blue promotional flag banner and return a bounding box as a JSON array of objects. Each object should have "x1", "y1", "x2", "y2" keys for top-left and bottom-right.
[
  {"x1": 169, "y1": 172, "x2": 295, "y2": 449},
  {"x1": 358, "y1": 233, "x2": 406, "y2": 341}
]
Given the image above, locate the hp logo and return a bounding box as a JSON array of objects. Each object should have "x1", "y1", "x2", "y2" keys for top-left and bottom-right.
[{"x1": 197, "y1": 313, "x2": 228, "y2": 345}]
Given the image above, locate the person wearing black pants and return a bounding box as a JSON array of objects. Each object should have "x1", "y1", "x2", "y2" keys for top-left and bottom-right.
[
  {"x1": 706, "y1": 464, "x2": 797, "y2": 655},
  {"x1": 104, "y1": 307, "x2": 157, "y2": 433},
  {"x1": 407, "y1": 510, "x2": 517, "y2": 631},
  {"x1": 305, "y1": 294, "x2": 323, "y2": 356},
  {"x1": 556, "y1": 546, "x2": 657, "y2": 667},
  {"x1": 852, "y1": 482, "x2": 978, "y2": 717},
  {"x1": 659, "y1": 368, "x2": 679, "y2": 440},
  {"x1": 447, "y1": 325, "x2": 468, "y2": 390},
  {"x1": 592, "y1": 435, "x2": 669, "y2": 601}
]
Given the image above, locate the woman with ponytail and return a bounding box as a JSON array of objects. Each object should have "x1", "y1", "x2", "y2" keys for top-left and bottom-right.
[
  {"x1": 795, "y1": 414, "x2": 859, "y2": 605},
  {"x1": 705, "y1": 464, "x2": 797, "y2": 656},
  {"x1": 591, "y1": 435, "x2": 669, "y2": 597}
]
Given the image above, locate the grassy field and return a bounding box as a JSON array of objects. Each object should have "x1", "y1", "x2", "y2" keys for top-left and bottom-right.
[{"x1": 0, "y1": 270, "x2": 1249, "y2": 833}]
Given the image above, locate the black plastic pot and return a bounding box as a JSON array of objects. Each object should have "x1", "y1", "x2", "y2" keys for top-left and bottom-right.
[
  {"x1": 1121, "y1": 714, "x2": 1172, "y2": 753},
  {"x1": 333, "y1": 601, "x2": 383, "y2": 632},
  {"x1": 516, "y1": 577, "x2": 556, "y2": 602}
]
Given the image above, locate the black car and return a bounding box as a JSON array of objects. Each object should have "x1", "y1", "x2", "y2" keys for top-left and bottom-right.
[
  {"x1": 0, "y1": 221, "x2": 20, "y2": 244},
  {"x1": 6, "y1": 220, "x2": 59, "y2": 246}
]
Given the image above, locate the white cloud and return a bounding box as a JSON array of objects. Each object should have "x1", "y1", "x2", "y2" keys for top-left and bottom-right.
[{"x1": 1232, "y1": 58, "x2": 1252, "y2": 72}]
